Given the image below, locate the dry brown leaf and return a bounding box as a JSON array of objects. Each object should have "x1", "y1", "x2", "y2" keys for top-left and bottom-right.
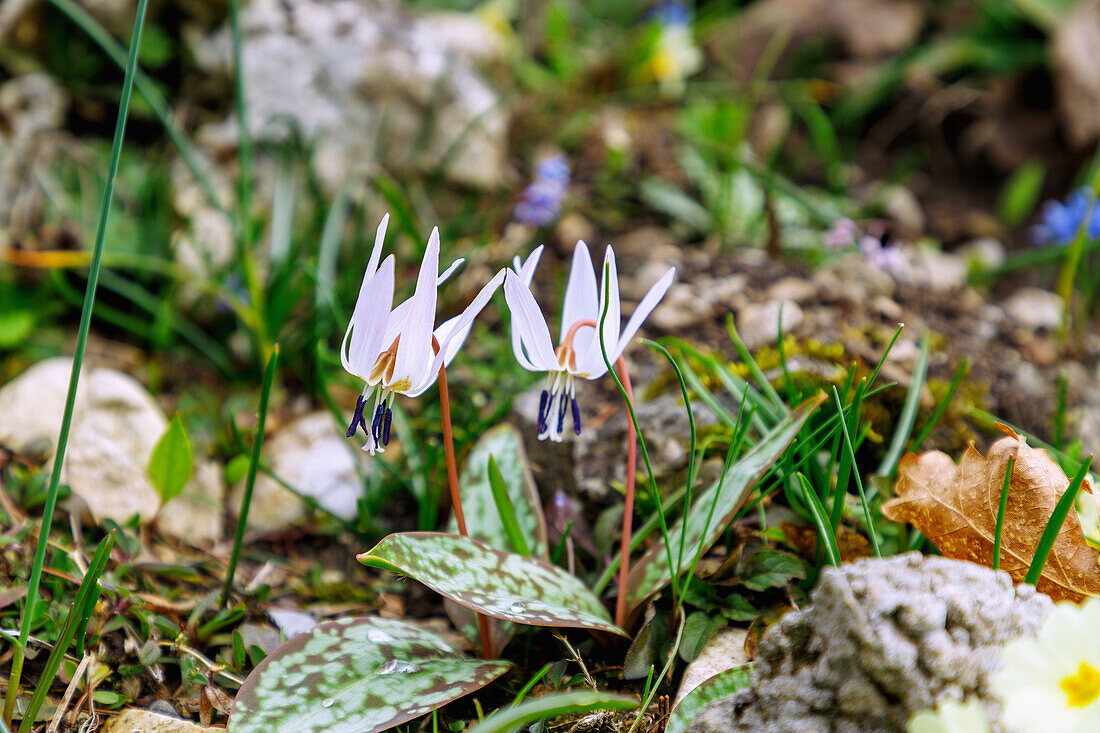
[{"x1": 882, "y1": 425, "x2": 1100, "y2": 602}]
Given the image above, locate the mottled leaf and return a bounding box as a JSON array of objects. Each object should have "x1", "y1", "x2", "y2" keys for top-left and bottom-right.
[
  {"x1": 739, "y1": 549, "x2": 806, "y2": 592},
  {"x1": 148, "y1": 416, "x2": 194, "y2": 503},
  {"x1": 359, "y1": 532, "x2": 625, "y2": 636},
  {"x1": 448, "y1": 423, "x2": 548, "y2": 558},
  {"x1": 464, "y1": 691, "x2": 638, "y2": 733},
  {"x1": 230, "y1": 616, "x2": 509, "y2": 733},
  {"x1": 882, "y1": 426, "x2": 1100, "y2": 602},
  {"x1": 666, "y1": 665, "x2": 753, "y2": 733},
  {"x1": 625, "y1": 396, "x2": 824, "y2": 613}
]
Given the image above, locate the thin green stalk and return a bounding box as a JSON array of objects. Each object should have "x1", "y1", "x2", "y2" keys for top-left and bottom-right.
[
  {"x1": 798, "y1": 474, "x2": 839, "y2": 567},
  {"x1": 726, "y1": 314, "x2": 786, "y2": 414},
  {"x1": 597, "y1": 269, "x2": 679, "y2": 604},
  {"x1": 643, "y1": 341, "x2": 697, "y2": 598},
  {"x1": 908, "y1": 357, "x2": 968, "y2": 451},
  {"x1": 1026, "y1": 455, "x2": 1094, "y2": 586},
  {"x1": 876, "y1": 331, "x2": 930, "y2": 477},
  {"x1": 227, "y1": 0, "x2": 268, "y2": 358},
  {"x1": 832, "y1": 388, "x2": 881, "y2": 557},
  {"x1": 488, "y1": 456, "x2": 530, "y2": 557},
  {"x1": 628, "y1": 611, "x2": 685, "y2": 733},
  {"x1": 992, "y1": 456, "x2": 1015, "y2": 572},
  {"x1": 3, "y1": 0, "x2": 148, "y2": 721},
  {"x1": 45, "y1": 0, "x2": 224, "y2": 214},
  {"x1": 19, "y1": 532, "x2": 115, "y2": 733},
  {"x1": 221, "y1": 345, "x2": 280, "y2": 607}
]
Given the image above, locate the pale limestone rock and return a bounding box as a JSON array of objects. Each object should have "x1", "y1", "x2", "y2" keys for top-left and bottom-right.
[
  {"x1": 229, "y1": 411, "x2": 367, "y2": 531},
  {"x1": 736, "y1": 299, "x2": 804, "y2": 351},
  {"x1": 156, "y1": 460, "x2": 225, "y2": 545}
]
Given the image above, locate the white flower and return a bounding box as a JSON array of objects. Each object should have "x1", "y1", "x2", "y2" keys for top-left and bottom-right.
[
  {"x1": 504, "y1": 240, "x2": 674, "y2": 442},
  {"x1": 907, "y1": 698, "x2": 990, "y2": 733},
  {"x1": 993, "y1": 597, "x2": 1100, "y2": 733},
  {"x1": 341, "y1": 215, "x2": 504, "y2": 454}
]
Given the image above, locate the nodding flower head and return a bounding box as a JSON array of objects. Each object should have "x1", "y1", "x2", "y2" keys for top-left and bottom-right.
[
  {"x1": 504, "y1": 240, "x2": 675, "y2": 442},
  {"x1": 341, "y1": 215, "x2": 505, "y2": 454}
]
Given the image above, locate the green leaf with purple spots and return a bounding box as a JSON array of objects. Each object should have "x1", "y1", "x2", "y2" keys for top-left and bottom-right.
[
  {"x1": 358, "y1": 532, "x2": 626, "y2": 636},
  {"x1": 625, "y1": 395, "x2": 824, "y2": 614},
  {"x1": 447, "y1": 423, "x2": 548, "y2": 559},
  {"x1": 229, "y1": 616, "x2": 510, "y2": 733}
]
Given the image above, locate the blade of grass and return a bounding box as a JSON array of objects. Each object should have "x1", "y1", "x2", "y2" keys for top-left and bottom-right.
[
  {"x1": 1025, "y1": 455, "x2": 1094, "y2": 586},
  {"x1": 227, "y1": 0, "x2": 268, "y2": 360},
  {"x1": 221, "y1": 344, "x2": 279, "y2": 607},
  {"x1": 644, "y1": 340, "x2": 698, "y2": 601},
  {"x1": 3, "y1": 0, "x2": 148, "y2": 721},
  {"x1": 598, "y1": 270, "x2": 679, "y2": 605},
  {"x1": 832, "y1": 387, "x2": 881, "y2": 557},
  {"x1": 726, "y1": 314, "x2": 786, "y2": 415},
  {"x1": 992, "y1": 456, "x2": 1015, "y2": 572},
  {"x1": 798, "y1": 474, "x2": 839, "y2": 567},
  {"x1": 19, "y1": 532, "x2": 114, "y2": 733},
  {"x1": 876, "y1": 331, "x2": 930, "y2": 477},
  {"x1": 466, "y1": 691, "x2": 637, "y2": 733},
  {"x1": 908, "y1": 356, "x2": 968, "y2": 451},
  {"x1": 487, "y1": 455, "x2": 530, "y2": 557}
]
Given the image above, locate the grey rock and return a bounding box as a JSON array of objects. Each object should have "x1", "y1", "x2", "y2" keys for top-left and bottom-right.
[
  {"x1": 1002, "y1": 287, "x2": 1063, "y2": 332},
  {"x1": 651, "y1": 274, "x2": 745, "y2": 331},
  {"x1": 0, "y1": 357, "x2": 81, "y2": 460},
  {"x1": 229, "y1": 411, "x2": 369, "y2": 531},
  {"x1": 687, "y1": 553, "x2": 1052, "y2": 733},
  {"x1": 514, "y1": 381, "x2": 719, "y2": 502},
  {"x1": 192, "y1": 0, "x2": 508, "y2": 192},
  {"x1": 736, "y1": 299, "x2": 804, "y2": 351},
  {"x1": 156, "y1": 460, "x2": 225, "y2": 545},
  {"x1": 0, "y1": 74, "x2": 67, "y2": 239},
  {"x1": 62, "y1": 368, "x2": 168, "y2": 525}
]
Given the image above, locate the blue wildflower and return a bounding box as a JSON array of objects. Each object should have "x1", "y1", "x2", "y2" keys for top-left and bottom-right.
[
  {"x1": 1030, "y1": 188, "x2": 1100, "y2": 246},
  {"x1": 649, "y1": 0, "x2": 691, "y2": 26},
  {"x1": 515, "y1": 155, "x2": 570, "y2": 227}
]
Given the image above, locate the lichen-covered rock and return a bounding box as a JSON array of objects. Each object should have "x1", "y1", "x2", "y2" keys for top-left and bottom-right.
[
  {"x1": 688, "y1": 553, "x2": 1053, "y2": 733},
  {"x1": 191, "y1": 0, "x2": 509, "y2": 192}
]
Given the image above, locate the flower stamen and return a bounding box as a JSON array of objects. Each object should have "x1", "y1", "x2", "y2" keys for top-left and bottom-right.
[{"x1": 1062, "y1": 662, "x2": 1100, "y2": 707}]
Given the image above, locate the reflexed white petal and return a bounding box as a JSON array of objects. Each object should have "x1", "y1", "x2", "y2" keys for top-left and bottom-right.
[
  {"x1": 391, "y1": 227, "x2": 440, "y2": 390},
  {"x1": 365, "y1": 214, "x2": 389, "y2": 282},
  {"x1": 504, "y1": 269, "x2": 559, "y2": 373},
  {"x1": 576, "y1": 245, "x2": 621, "y2": 377},
  {"x1": 407, "y1": 269, "x2": 506, "y2": 397},
  {"x1": 560, "y1": 241, "x2": 598, "y2": 357},
  {"x1": 342, "y1": 256, "x2": 395, "y2": 379},
  {"x1": 515, "y1": 245, "x2": 545, "y2": 286},
  {"x1": 438, "y1": 257, "x2": 464, "y2": 285},
  {"x1": 615, "y1": 266, "x2": 675, "y2": 355}
]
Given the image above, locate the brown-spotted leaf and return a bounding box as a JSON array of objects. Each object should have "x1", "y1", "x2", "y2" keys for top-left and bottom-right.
[{"x1": 881, "y1": 426, "x2": 1100, "y2": 601}]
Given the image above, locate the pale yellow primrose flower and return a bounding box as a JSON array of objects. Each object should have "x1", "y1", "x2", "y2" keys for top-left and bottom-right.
[
  {"x1": 907, "y1": 698, "x2": 990, "y2": 733},
  {"x1": 993, "y1": 597, "x2": 1100, "y2": 733}
]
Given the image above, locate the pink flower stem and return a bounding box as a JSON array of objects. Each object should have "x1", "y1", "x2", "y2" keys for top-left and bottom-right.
[{"x1": 434, "y1": 336, "x2": 494, "y2": 659}]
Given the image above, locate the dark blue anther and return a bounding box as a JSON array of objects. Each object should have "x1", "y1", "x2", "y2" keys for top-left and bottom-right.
[
  {"x1": 537, "y1": 389, "x2": 549, "y2": 433},
  {"x1": 346, "y1": 394, "x2": 365, "y2": 437},
  {"x1": 556, "y1": 393, "x2": 568, "y2": 434},
  {"x1": 371, "y1": 402, "x2": 385, "y2": 443},
  {"x1": 382, "y1": 408, "x2": 393, "y2": 446},
  {"x1": 571, "y1": 396, "x2": 581, "y2": 435}
]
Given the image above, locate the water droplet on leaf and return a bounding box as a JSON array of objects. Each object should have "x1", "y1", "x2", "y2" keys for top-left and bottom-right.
[
  {"x1": 509, "y1": 602, "x2": 525, "y2": 613},
  {"x1": 378, "y1": 659, "x2": 420, "y2": 674},
  {"x1": 322, "y1": 698, "x2": 335, "y2": 708}
]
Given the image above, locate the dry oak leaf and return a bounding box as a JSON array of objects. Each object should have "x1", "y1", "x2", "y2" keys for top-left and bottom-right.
[{"x1": 881, "y1": 426, "x2": 1100, "y2": 602}]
